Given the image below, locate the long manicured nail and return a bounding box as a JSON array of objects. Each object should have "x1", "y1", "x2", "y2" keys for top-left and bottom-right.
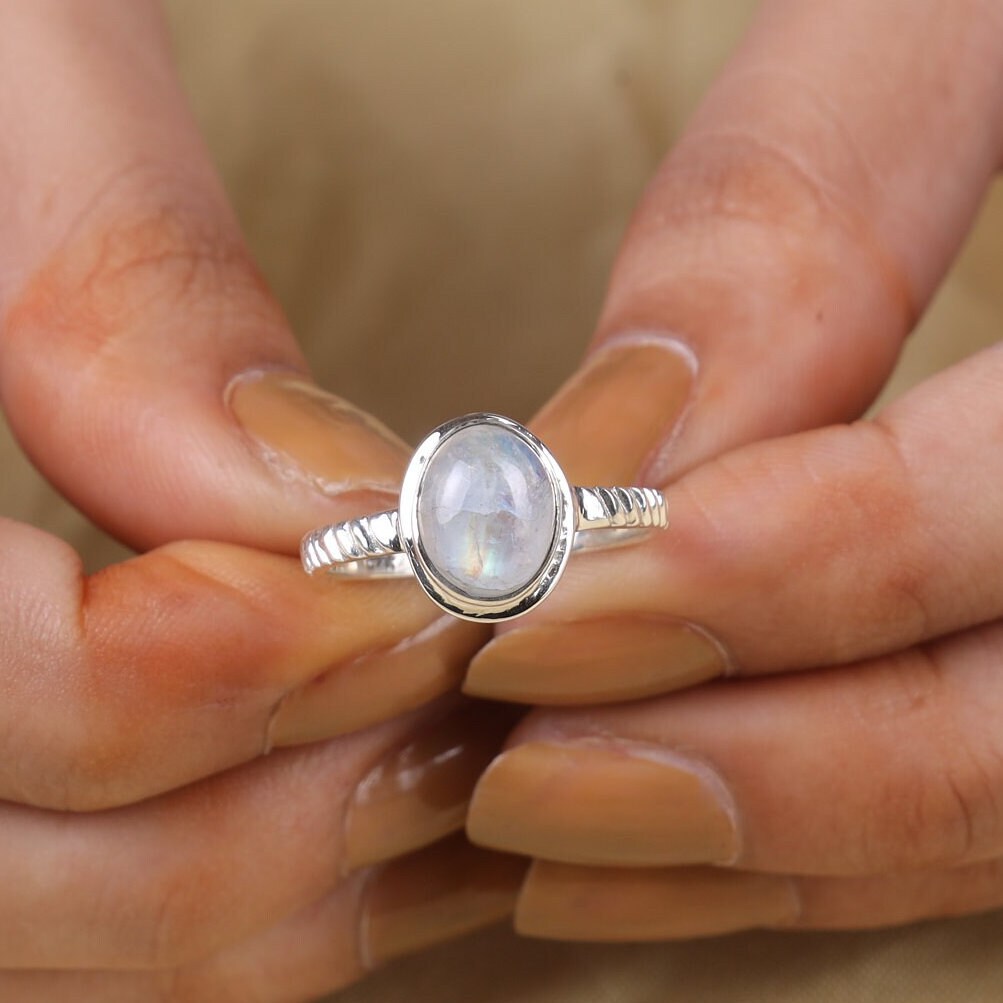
[
  {"x1": 342, "y1": 701, "x2": 520, "y2": 872},
  {"x1": 533, "y1": 333, "x2": 695, "y2": 484},
  {"x1": 270, "y1": 618, "x2": 489, "y2": 745},
  {"x1": 516, "y1": 862, "x2": 798, "y2": 940},
  {"x1": 360, "y1": 835, "x2": 528, "y2": 968},
  {"x1": 464, "y1": 616, "x2": 725, "y2": 704},
  {"x1": 467, "y1": 740, "x2": 738, "y2": 866},
  {"x1": 227, "y1": 370, "x2": 409, "y2": 492}
]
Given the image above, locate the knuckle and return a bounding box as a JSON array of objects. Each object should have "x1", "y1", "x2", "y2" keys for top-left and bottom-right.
[
  {"x1": 616, "y1": 129, "x2": 839, "y2": 315},
  {"x1": 654, "y1": 127, "x2": 837, "y2": 239},
  {"x1": 76, "y1": 204, "x2": 256, "y2": 326},
  {"x1": 159, "y1": 972, "x2": 238, "y2": 1003},
  {"x1": 604, "y1": 101, "x2": 915, "y2": 355},
  {"x1": 152, "y1": 963, "x2": 253, "y2": 1003},
  {"x1": 7, "y1": 703, "x2": 132, "y2": 813},
  {"x1": 143, "y1": 866, "x2": 218, "y2": 969},
  {"x1": 943, "y1": 857, "x2": 1003, "y2": 917},
  {"x1": 687, "y1": 423, "x2": 930, "y2": 667},
  {"x1": 860, "y1": 649, "x2": 1003, "y2": 869},
  {"x1": 919, "y1": 747, "x2": 1002, "y2": 867},
  {"x1": 845, "y1": 421, "x2": 936, "y2": 644},
  {"x1": 25, "y1": 710, "x2": 141, "y2": 812},
  {"x1": 753, "y1": 420, "x2": 935, "y2": 661},
  {"x1": 165, "y1": 970, "x2": 269, "y2": 1003},
  {"x1": 647, "y1": 123, "x2": 898, "y2": 273},
  {"x1": 3, "y1": 163, "x2": 284, "y2": 386},
  {"x1": 15, "y1": 704, "x2": 152, "y2": 812},
  {"x1": 151, "y1": 970, "x2": 184, "y2": 1003}
]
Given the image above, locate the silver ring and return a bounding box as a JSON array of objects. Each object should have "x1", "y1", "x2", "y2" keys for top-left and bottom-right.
[{"x1": 300, "y1": 413, "x2": 667, "y2": 622}]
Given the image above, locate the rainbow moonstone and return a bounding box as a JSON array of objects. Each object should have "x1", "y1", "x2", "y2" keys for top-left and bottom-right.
[{"x1": 416, "y1": 424, "x2": 557, "y2": 599}]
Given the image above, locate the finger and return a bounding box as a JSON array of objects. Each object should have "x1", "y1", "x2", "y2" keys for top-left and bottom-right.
[
  {"x1": 0, "y1": 877, "x2": 371, "y2": 1003},
  {"x1": 0, "y1": 697, "x2": 514, "y2": 970},
  {"x1": 0, "y1": 838, "x2": 524, "y2": 1001},
  {"x1": 0, "y1": 519, "x2": 488, "y2": 809},
  {"x1": 466, "y1": 344, "x2": 1003, "y2": 703},
  {"x1": 514, "y1": 857, "x2": 1003, "y2": 942},
  {"x1": 181, "y1": 837, "x2": 524, "y2": 997},
  {"x1": 0, "y1": 1, "x2": 406, "y2": 553},
  {"x1": 524, "y1": 0, "x2": 1003, "y2": 498},
  {"x1": 468, "y1": 620, "x2": 1003, "y2": 875},
  {"x1": 0, "y1": 2, "x2": 481, "y2": 790}
]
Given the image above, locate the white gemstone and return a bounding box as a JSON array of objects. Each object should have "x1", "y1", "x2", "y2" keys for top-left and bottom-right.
[{"x1": 416, "y1": 423, "x2": 558, "y2": 600}]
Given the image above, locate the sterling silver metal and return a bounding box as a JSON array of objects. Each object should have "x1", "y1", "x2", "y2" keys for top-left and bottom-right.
[{"x1": 300, "y1": 413, "x2": 667, "y2": 622}]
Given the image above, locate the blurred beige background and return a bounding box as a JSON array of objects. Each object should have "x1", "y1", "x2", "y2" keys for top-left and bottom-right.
[{"x1": 1, "y1": 1, "x2": 1001, "y2": 999}]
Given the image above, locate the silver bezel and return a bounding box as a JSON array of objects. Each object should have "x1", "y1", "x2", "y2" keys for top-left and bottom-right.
[{"x1": 397, "y1": 412, "x2": 576, "y2": 622}]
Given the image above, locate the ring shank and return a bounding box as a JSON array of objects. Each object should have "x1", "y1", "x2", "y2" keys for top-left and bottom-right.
[
  {"x1": 301, "y1": 509, "x2": 404, "y2": 577},
  {"x1": 301, "y1": 485, "x2": 666, "y2": 578}
]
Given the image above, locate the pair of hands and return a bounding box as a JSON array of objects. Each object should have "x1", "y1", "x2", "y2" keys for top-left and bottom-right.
[{"x1": 4, "y1": 0, "x2": 1003, "y2": 999}]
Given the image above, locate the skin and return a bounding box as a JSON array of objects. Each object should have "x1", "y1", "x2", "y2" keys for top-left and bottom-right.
[
  {"x1": 0, "y1": 2, "x2": 507, "y2": 998},
  {"x1": 465, "y1": 0, "x2": 1003, "y2": 945},
  {"x1": 4, "y1": 0, "x2": 1003, "y2": 999}
]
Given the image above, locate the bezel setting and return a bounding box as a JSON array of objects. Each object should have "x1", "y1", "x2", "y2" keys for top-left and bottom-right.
[{"x1": 397, "y1": 412, "x2": 576, "y2": 621}]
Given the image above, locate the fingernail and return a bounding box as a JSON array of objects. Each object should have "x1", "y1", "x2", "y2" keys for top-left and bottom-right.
[
  {"x1": 516, "y1": 862, "x2": 799, "y2": 940},
  {"x1": 270, "y1": 618, "x2": 489, "y2": 745},
  {"x1": 360, "y1": 835, "x2": 528, "y2": 968},
  {"x1": 342, "y1": 701, "x2": 520, "y2": 872},
  {"x1": 467, "y1": 740, "x2": 738, "y2": 866},
  {"x1": 464, "y1": 616, "x2": 725, "y2": 704},
  {"x1": 533, "y1": 333, "x2": 695, "y2": 484},
  {"x1": 227, "y1": 370, "x2": 409, "y2": 492}
]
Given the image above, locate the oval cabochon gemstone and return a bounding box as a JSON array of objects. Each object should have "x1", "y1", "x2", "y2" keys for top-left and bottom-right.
[{"x1": 416, "y1": 424, "x2": 558, "y2": 600}]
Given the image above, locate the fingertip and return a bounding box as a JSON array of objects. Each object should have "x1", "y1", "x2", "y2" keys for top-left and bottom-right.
[
  {"x1": 532, "y1": 332, "x2": 696, "y2": 485},
  {"x1": 226, "y1": 369, "x2": 410, "y2": 498},
  {"x1": 515, "y1": 861, "x2": 800, "y2": 941},
  {"x1": 271, "y1": 617, "x2": 488, "y2": 746},
  {"x1": 358, "y1": 835, "x2": 527, "y2": 969},
  {"x1": 463, "y1": 617, "x2": 725, "y2": 705}
]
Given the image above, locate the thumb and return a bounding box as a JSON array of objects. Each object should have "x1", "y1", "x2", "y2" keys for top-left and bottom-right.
[
  {"x1": 466, "y1": 0, "x2": 1003, "y2": 704},
  {"x1": 0, "y1": 1, "x2": 477, "y2": 751},
  {"x1": 0, "y1": 0, "x2": 403, "y2": 554},
  {"x1": 529, "y1": 0, "x2": 1002, "y2": 490}
]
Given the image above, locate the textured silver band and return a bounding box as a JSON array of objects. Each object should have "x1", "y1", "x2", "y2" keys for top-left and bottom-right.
[{"x1": 301, "y1": 485, "x2": 666, "y2": 578}]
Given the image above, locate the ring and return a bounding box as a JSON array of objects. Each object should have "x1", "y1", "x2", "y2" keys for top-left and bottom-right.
[{"x1": 300, "y1": 413, "x2": 667, "y2": 622}]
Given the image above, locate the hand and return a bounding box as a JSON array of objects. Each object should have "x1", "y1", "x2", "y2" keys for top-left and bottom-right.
[
  {"x1": 465, "y1": 0, "x2": 1003, "y2": 941},
  {"x1": 0, "y1": 4, "x2": 519, "y2": 998}
]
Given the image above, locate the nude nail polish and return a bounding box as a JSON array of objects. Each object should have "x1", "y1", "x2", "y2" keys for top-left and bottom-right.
[
  {"x1": 467, "y1": 740, "x2": 738, "y2": 866},
  {"x1": 533, "y1": 333, "x2": 696, "y2": 484},
  {"x1": 360, "y1": 835, "x2": 527, "y2": 968},
  {"x1": 464, "y1": 616, "x2": 725, "y2": 704},
  {"x1": 342, "y1": 701, "x2": 519, "y2": 872},
  {"x1": 227, "y1": 370, "x2": 409, "y2": 492},
  {"x1": 516, "y1": 862, "x2": 799, "y2": 940},
  {"x1": 270, "y1": 617, "x2": 488, "y2": 745}
]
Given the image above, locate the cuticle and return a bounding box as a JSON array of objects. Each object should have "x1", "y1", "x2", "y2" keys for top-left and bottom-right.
[
  {"x1": 222, "y1": 364, "x2": 310, "y2": 409},
  {"x1": 594, "y1": 329, "x2": 701, "y2": 376},
  {"x1": 687, "y1": 619, "x2": 739, "y2": 678}
]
